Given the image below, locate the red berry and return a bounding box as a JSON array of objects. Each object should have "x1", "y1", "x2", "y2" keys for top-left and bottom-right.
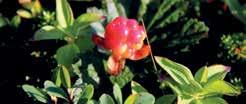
[{"x1": 92, "y1": 16, "x2": 150, "y2": 75}]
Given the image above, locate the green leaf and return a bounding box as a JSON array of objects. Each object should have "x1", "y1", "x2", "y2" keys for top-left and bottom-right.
[
  {"x1": 99, "y1": 94, "x2": 115, "y2": 104},
  {"x1": 113, "y1": 84, "x2": 122, "y2": 104},
  {"x1": 124, "y1": 92, "x2": 155, "y2": 104},
  {"x1": 147, "y1": 0, "x2": 181, "y2": 30},
  {"x1": 10, "y1": 15, "x2": 21, "y2": 28},
  {"x1": 87, "y1": 100, "x2": 99, "y2": 104},
  {"x1": 72, "y1": 13, "x2": 101, "y2": 36},
  {"x1": 44, "y1": 80, "x2": 68, "y2": 101},
  {"x1": 52, "y1": 67, "x2": 62, "y2": 87},
  {"x1": 81, "y1": 64, "x2": 100, "y2": 86},
  {"x1": 16, "y1": 9, "x2": 33, "y2": 19},
  {"x1": 225, "y1": 0, "x2": 246, "y2": 25},
  {"x1": 131, "y1": 81, "x2": 147, "y2": 94},
  {"x1": 155, "y1": 94, "x2": 176, "y2": 104},
  {"x1": 124, "y1": 94, "x2": 137, "y2": 104},
  {"x1": 134, "y1": 92, "x2": 155, "y2": 104},
  {"x1": 0, "y1": 15, "x2": 8, "y2": 28},
  {"x1": 81, "y1": 84, "x2": 94, "y2": 100},
  {"x1": 137, "y1": 0, "x2": 150, "y2": 20},
  {"x1": 56, "y1": 0, "x2": 74, "y2": 28},
  {"x1": 154, "y1": 56, "x2": 194, "y2": 85},
  {"x1": 56, "y1": 44, "x2": 80, "y2": 67},
  {"x1": 77, "y1": 84, "x2": 94, "y2": 103},
  {"x1": 109, "y1": 66, "x2": 134, "y2": 88},
  {"x1": 207, "y1": 65, "x2": 231, "y2": 82},
  {"x1": 60, "y1": 66, "x2": 71, "y2": 88},
  {"x1": 203, "y1": 80, "x2": 241, "y2": 96},
  {"x1": 75, "y1": 33, "x2": 95, "y2": 53},
  {"x1": 191, "y1": 97, "x2": 228, "y2": 104},
  {"x1": 194, "y1": 66, "x2": 208, "y2": 84},
  {"x1": 34, "y1": 26, "x2": 65, "y2": 40},
  {"x1": 22, "y1": 84, "x2": 49, "y2": 103}
]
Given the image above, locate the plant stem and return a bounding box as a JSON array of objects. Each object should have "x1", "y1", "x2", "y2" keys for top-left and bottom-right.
[{"x1": 141, "y1": 19, "x2": 158, "y2": 73}]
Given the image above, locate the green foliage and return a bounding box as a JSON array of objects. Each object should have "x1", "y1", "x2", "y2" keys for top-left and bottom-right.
[
  {"x1": 155, "y1": 94, "x2": 176, "y2": 104},
  {"x1": 44, "y1": 80, "x2": 68, "y2": 101},
  {"x1": 99, "y1": 94, "x2": 115, "y2": 104},
  {"x1": 56, "y1": 0, "x2": 74, "y2": 28},
  {"x1": 34, "y1": 25, "x2": 65, "y2": 40},
  {"x1": 113, "y1": 84, "x2": 123, "y2": 104},
  {"x1": 0, "y1": 15, "x2": 9, "y2": 28},
  {"x1": 21, "y1": 0, "x2": 243, "y2": 104},
  {"x1": 225, "y1": 0, "x2": 246, "y2": 25},
  {"x1": 22, "y1": 84, "x2": 50, "y2": 103},
  {"x1": 155, "y1": 56, "x2": 240, "y2": 104},
  {"x1": 109, "y1": 66, "x2": 134, "y2": 88},
  {"x1": 219, "y1": 33, "x2": 246, "y2": 62},
  {"x1": 56, "y1": 44, "x2": 80, "y2": 67}
]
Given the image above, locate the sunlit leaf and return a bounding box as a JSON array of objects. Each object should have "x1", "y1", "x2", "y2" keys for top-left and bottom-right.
[
  {"x1": 131, "y1": 81, "x2": 147, "y2": 94},
  {"x1": 34, "y1": 25, "x2": 65, "y2": 40},
  {"x1": 155, "y1": 56, "x2": 194, "y2": 85},
  {"x1": 113, "y1": 84, "x2": 122, "y2": 104},
  {"x1": 56, "y1": 0, "x2": 74, "y2": 28},
  {"x1": 203, "y1": 80, "x2": 241, "y2": 96},
  {"x1": 22, "y1": 84, "x2": 49, "y2": 103},
  {"x1": 60, "y1": 66, "x2": 71, "y2": 88},
  {"x1": 72, "y1": 13, "x2": 101, "y2": 36},
  {"x1": 99, "y1": 94, "x2": 115, "y2": 104},
  {"x1": 17, "y1": 9, "x2": 33, "y2": 19},
  {"x1": 194, "y1": 66, "x2": 208, "y2": 84}
]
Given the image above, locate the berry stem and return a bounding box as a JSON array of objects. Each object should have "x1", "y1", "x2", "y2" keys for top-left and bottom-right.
[{"x1": 140, "y1": 19, "x2": 158, "y2": 72}]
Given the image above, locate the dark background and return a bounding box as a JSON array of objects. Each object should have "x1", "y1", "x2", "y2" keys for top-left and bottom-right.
[{"x1": 0, "y1": 0, "x2": 245, "y2": 103}]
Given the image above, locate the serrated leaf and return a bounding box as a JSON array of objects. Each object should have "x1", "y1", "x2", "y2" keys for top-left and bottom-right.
[
  {"x1": 137, "y1": 0, "x2": 150, "y2": 20},
  {"x1": 154, "y1": 56, "x2": 194, "y2": 85},
  {"x1": 56, "y1": 0, "x2": 74, "y2": 28},
  {"x1": 99, "y1": 94, "x2": 115, "y2": 104},
  {"x1": 109, "y1": 66, "x2": 134, "y2": 88},
  {"x1": 56, "y1": 44, "x2": 80, "y2": 67},
  {"x1": 113, "y1": 84, "x2": 122, "y2": 104},
  {"x1": 131, "y1": 81, "x2": 147, "y2": 94},
  {"x1": 147, "y1": 0, "x2": 181, "y2": 30},
  {"x1": 155, "y1": 94, "x2": 176, "y2": 104},
  {"x1": 34, "y1": 25, "x2": 65, "y2": 40},
  {"x1": 60, "y1": 66, "x2": 71, "y2": 88},
  {"x1": 22, "y1": 84, "x2": 49, "y2": 103},
  {"x1": 195, "y1": 66, "x2": 208, "y2": 84},
  {"x1": 203, "y1": 80, "x2": 240, "y2": 96},
  {"x1": 72, "y1": 13, "x2": 101, "y2": 36}
]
